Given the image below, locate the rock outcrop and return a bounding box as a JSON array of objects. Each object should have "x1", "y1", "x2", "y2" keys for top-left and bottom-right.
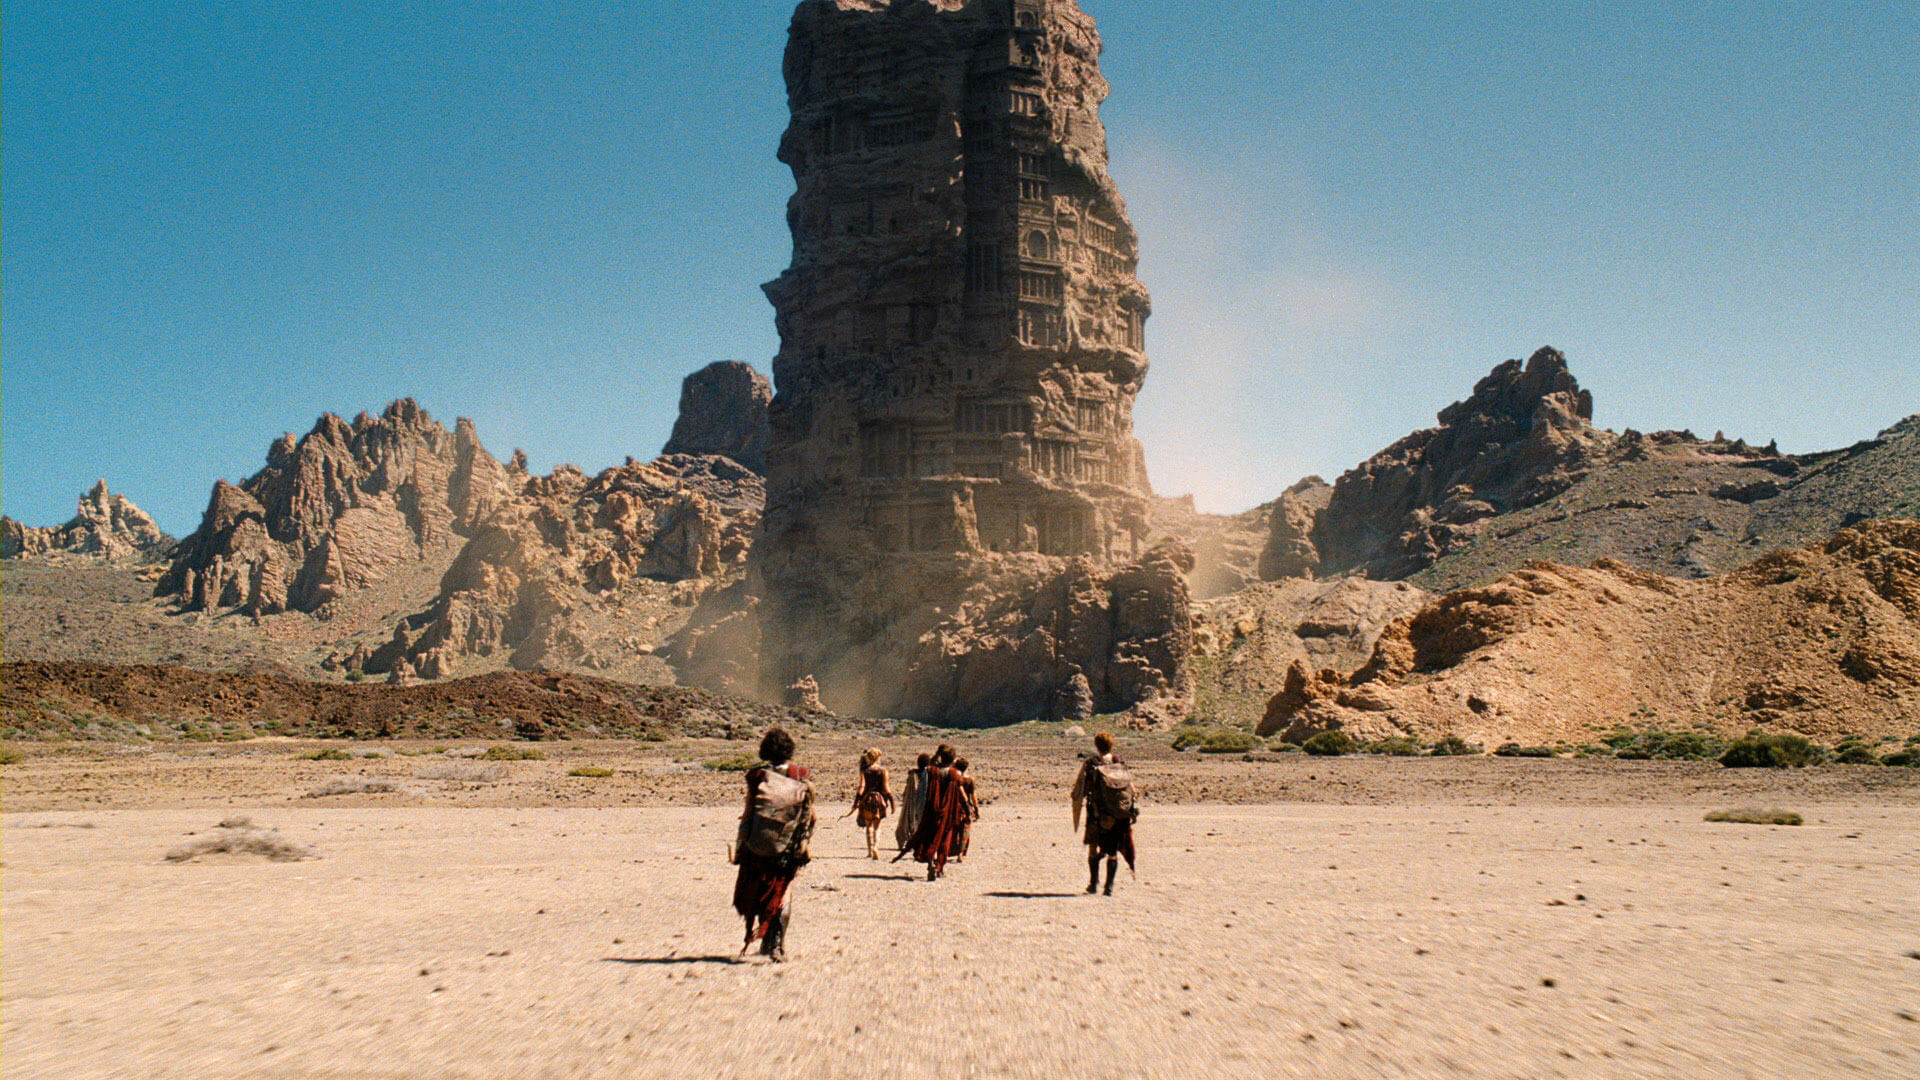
[
  {"x1": 360, "y1": 455, "x2": 763, "y2": 679},
  {"x1": 677, "y1": 0, "x2": 1177, "y2": 721},
  {"x1": 660, "y1": 362, "x2": 773, "y2": 474},
  {"x1": 1300, "y1": 347, "x2": 1609, "y2": 581},
  {"x1": 1258, "y1": 348, "x2": 1915, "y2": 594},
  {"x1": 1, "y1": 482, "x2": 172, "y2": 563},
  {"x1": 1256, "y1": 519, "x2": 1920, "y2": 746},
  {"x1": 157, "y1": 401, "x2": 521, "y2": 615},
  {"x1": 1256, "y1": 477, "x2": 1331, "y2": 581}
]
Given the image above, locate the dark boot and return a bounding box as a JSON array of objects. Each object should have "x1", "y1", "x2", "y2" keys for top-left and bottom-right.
[
  {"x1": 1103, "y1": 857, "x2": 1118, "y2": 896},
  {"x1": 760, "y1": 907, "x2": 790, "y2": 962},
  {"x1": 1087, "y1": 855, "x2": 1101, "y2": 894}
]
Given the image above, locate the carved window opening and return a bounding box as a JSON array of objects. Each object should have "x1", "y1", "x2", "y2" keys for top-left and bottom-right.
[
  {"x1": 1010, "y1": 91, "x2": 1043, "y2": 117},
  {"x1": 1025, "y1": 230, "x2": 1053, "y2": 260},
  {"x1": 1018, "y1": 269, "x2": 1061, "y2": 301},
  {"x1": 955, "y1": 399, "x2": 1033, "y2": 435},
  {"x1": 1074, "y1": 399, "x2": 1108, "y2": 432},
  {"x1": 1018, "y1": 305, "x2": 1064, "y2": 346},
  {"x1": 1124, "y1": 305, "x2": 1145, "y2": 350},
  {"x1": 859, "y1": 422, "x2": 914, "y2": 479},
  {"x1": 868, "y1": 110, "x2": 934, "y2": 148},
  {"x1": 1019, "y1": 176, "x2": 1050, "y2": 202},
  {"x1": 1032, "y1": 439, "x2": 1075, "y2": 477},
  {"x1": 965, "y1": 242, "x2": 1005, "y2": 295},
  {"x1": 1035, "y1": 504, "x2": 1092, "y2": 557},
  {"x1": 1017, "y1": 153, "x2": 1048, "y2": 177}
]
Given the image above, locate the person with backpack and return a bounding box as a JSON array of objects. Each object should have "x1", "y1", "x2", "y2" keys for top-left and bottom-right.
[
  {"x1": 1071, "y1": 732, "x2": 1137, "y2": 896},
  {"x1": 732, "y1": 727, "x2": 816, "y2": 961}
]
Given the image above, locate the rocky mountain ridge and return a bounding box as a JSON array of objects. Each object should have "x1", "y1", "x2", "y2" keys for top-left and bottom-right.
[
  {"x1": 2, "y1": 481, "x2": 172, "y2": 564},
  {"x1": 1260, "y1": 347, "x2": 1920, "y2": 592}
]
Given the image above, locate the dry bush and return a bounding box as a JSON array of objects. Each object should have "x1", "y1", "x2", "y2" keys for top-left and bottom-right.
[
  {"x1": 0, "y1": 745, "x2": 25, "y2": 765},
  {"x1": 417, "y1": 761, "x2": 508, "y2": 783},
  {"x1": 1720, "y1": 734, "x2": 1825, "y2": 768},
  {"x1": 1301, "y1": 731, "x2": 1356, "y2": 757},
  {"x1": 1427, "y1": 735, "x2": 1480, "y2": 756},
  {"x1": 1705, "y1": 808, "x2": 1804, "y2": 826},
  {"x1": 305, "y1": 775, "x2": 404, "y2": 798},
  {"x1": 166, "y1": 819, "x2": 314, "y2": 863},
  {"x1": 569, "y1": 766, "x2": 615, "y2": 778},
  {"x1": 704, "y1": 754, "x2": 758, "y2": 772},
  {"x1": 480, "y1": 745, "x2": 546, "y2": 761}
]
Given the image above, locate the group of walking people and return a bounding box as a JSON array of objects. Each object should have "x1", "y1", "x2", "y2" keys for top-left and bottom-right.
[
  {"x1": 731, "y1": 727, "x2": 1137, "y2": 961},
  {"x1": 870, "y1": 744, "x2": 977, "y2": 878}
]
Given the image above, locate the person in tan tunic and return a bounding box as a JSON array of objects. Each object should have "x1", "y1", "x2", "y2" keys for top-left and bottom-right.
[{"x1": 851, "y1": 747, "x2": 895, "y2": 859}]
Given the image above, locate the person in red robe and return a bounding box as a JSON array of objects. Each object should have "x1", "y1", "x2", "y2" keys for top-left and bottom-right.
[{"x1": 908, "y1": 744, "x2": 968, "y2": 880}]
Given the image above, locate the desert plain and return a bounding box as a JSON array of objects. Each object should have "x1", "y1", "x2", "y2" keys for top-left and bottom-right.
[{"x1": 4, "y1": 735, "x2": 1918, "y2": 1080}]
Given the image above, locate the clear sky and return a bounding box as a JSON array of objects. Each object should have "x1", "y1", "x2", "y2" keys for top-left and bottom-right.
[{"x1": 5, "y1": 0, "x2": 1916, "y2": 534}]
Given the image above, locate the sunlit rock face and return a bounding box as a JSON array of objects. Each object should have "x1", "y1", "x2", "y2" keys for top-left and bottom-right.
[{"x1": 682, "y1": 0, "x2": 1186, "y2": 722}]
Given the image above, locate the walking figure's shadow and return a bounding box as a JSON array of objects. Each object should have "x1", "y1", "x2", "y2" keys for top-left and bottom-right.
[
  {"x1": 604, "y1": 955, "x2": 744, "y2": 966},
  {"x1": 983, "y1": 891, "x2": 1083, "y2": 899}
]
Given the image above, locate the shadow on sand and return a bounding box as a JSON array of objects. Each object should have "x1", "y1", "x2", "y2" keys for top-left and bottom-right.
[
  {"x1": 604, "y1": 955, "x2": 746, "y2": 966},
  {"x1": 983, "y1": 891, "x2": 1083, "y2": 899},
  {"x1": 844, "y1": 872, "x2": 918, "y2": 882}
]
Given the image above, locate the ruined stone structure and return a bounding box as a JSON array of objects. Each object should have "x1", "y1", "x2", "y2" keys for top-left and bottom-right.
[{"x1": 736, "y1": 0, "x2": 1167, "y2": 718}]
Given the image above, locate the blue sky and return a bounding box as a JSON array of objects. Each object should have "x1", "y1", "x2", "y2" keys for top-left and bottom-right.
[{"x1": 5, "y1": 0, "x2": 1916, "y2": 534}]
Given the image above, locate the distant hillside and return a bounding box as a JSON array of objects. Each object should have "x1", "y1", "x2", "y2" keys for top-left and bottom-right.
[{"x1": 1256, "y1": 347, "x2": 1919, "y2": 592}]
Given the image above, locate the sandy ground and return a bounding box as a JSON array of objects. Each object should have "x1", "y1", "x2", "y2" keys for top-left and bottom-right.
[{"x1": 5, "y1": 746, "x2": 1920, "y2": 1079}]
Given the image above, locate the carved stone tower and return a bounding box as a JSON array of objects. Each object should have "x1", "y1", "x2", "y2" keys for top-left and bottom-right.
[{"x1": 750, "y1": 0, "x2": 1160, "y2": 714}]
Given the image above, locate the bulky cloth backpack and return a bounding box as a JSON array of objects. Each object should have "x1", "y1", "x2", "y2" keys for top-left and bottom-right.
[
  {"x1": 1089, "y1": 758, "x2": 1137, "y2": 827},
  {"x1": 744, "y1": 768, "x2": 813, "y2": 859}
]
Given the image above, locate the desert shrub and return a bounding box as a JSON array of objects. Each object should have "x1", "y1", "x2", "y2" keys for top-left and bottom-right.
[
  {"x1": 1169, "y1": 726, "x2": 1207, "y2": 752},
  {"x1": 0, "y1": 745, "x2": 23, "y2": 765},
  {"x1": 1271, "y1": 741, "x2": 1302, "y2": 753},
  {"x1": 1720, "y1": 733, "x2": 1825, "y2": 768},
  {"x1": 1180, "y1": 727, "x2": 1258, "y2": 754},
  {"x1": 1427, "y1": 735, "x2": 1479, "y2": 757},
  {"x1": 1649, "y1": 731, "x2": 1722, "y2": 760},
  {"x1": 1833, "y1": 742, "x2": 1883, "y2": 766},
  {"x1": 1301, "y1": 731, "x2": 1356, "y2": 757},
  {"x1": 1705, "y1": 808, "x2": 1803, "y2": 826},
  {"x1": 306, "y1": 776, "x2": 403, "y2": 798},
  {"x1": 1363, "y1": 737, "x2": 1422, "y2": 756},
  {"x1": 705, "y1": 754, "x2": 758, "y2": 772},
  {"x1": 1880, "y1": 748, "x2": 1919, "y2": 767},
  {"x1": 1493, "y1": 743, "x2": 1557, "y2": 758},
  {"x1": 569, "y1": 766, "x2": 615, "y2": 778},
  {"x1": 480, "y1": 745, "x2": 546, "y2": 761},
  {"x1": 298, "y1": 747, "x2": 353, "y2": 761},
  {"x1": 344, "y1": 668, "x2": 366, "y2": 683}
]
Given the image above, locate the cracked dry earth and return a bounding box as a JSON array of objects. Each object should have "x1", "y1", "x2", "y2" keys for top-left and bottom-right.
[{"x1": 4, "y1": 755, "x2": 1918, "y2": 1079}]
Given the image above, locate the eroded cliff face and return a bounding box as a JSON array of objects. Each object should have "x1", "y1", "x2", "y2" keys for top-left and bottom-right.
[
  {"x1": 1301, "y1": 347, "x2": 1608, "y2": 581},
  {"x1": 355, "y1": 455, "x2": 763, "y2": 681},
  {"x1": 1, "y1": 482, "x2": 173, "y2": 564},
  {"x1": 675, "y1": 0, "x2": 1184, "y2": 722},
  {"x1": 157, "y1": 400, "x2": 522, "y2": 615},
  {"x1": 661, "y1": 362, "x2": 773, "y2": 474}
]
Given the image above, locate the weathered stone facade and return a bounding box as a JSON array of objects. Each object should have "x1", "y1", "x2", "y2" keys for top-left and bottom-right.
[{"x1": 740, "y1": 0, "x2": 1165, "y2": 718}]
